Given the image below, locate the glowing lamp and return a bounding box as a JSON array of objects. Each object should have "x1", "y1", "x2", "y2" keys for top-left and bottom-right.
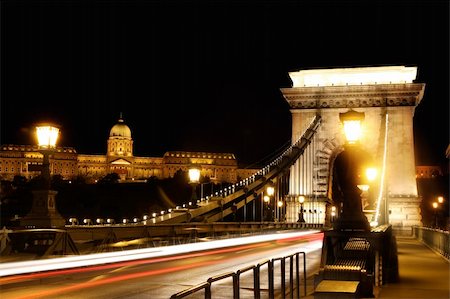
[
  {"x1": 366, "y1": 168, "x2": 377, "y2": 181},
  {"x1": 36, "y1": 125, "x2": 60, "y2": 148},
  {"x1": 277, "y1": 201, "x2": 283, "y2": 208},
  {"x1": 263, "y1": 195, "x2": 270, "y2": 203},
  {"x1": 339, "y1": 110, "x2": 365, "y2": 144},
  {"x1": 188, "y1": 167, "x2": 200, "y2": 183},
  {"x1": 266, "y1": 186, "x2": 275, "y2": 196},
  {"x1": 299, "y1": 195, "x2": 305, "y2": 203},
  {"x1": 357, "y1": 184, "x2": 370, "y2": 192},
  {"x1": 432, "y1": 202, "x2": 438, "y2": 209},
  {"x1": 437, "y1": 196, "x2": 444, "y2": 204}
]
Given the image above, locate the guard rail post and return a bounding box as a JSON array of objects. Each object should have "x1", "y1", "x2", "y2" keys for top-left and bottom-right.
[
  {"x1": 289, "y1": 255, "x2": 294, "y2": 299},
  {"x1": 269, "y1": 259, "x2": 275, "y2": 298}
]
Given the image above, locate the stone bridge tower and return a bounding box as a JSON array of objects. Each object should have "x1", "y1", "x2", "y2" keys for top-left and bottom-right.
[{"x1": 281, "y1": 66, "x2": 425, "y2": 235}]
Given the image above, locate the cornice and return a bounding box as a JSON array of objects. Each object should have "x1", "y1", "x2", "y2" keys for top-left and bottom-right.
[{"x1": 281, "y1": 83, "x2": 425, "y2": 109}]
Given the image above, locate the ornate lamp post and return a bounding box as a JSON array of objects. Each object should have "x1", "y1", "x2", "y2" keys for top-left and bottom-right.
[
  {"x1": 432, "y1": 202, "x2": 438, "y2": 228},
  {"x1": 188, "y1": 166, "x2": 200, "y2": 204},
  {"x1": 277, "y1": 200, "x2": 284, "y2": 222},
  {"x1": 21, "y1": 124, "x2": 66, "y2": 228},
  {"x1": 297, "y1": 195, "x2": 306, "y2": 223},
  {"x1": 333, "y1": 109, "x2": 370, "y2": 231},
  {"x1": 264, "y1": 185, "x2": 275, "y2": 221}
]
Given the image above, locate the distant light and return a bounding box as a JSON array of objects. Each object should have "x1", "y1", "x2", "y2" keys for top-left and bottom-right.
[
  {"x1": 331, "y1": 206, "x2": 336, "y2": 212},
  {"x1": 152, "y1": 213, "x2": 157, "y2": 217},
  {"x1": 277, "y1": 201, "x2": 283, "y2": 207},
  {"x1": 432, "y1": 202, "x2": 438, "y2": 209},
  {"x1": 168, "y1": 208, "x2": 172, "y2": 213},
  {"x1": 122, "y1": 219, "x2": 128, "y2": 224},
  {"x1": 437, "y1": 196, "x2": 444, "y2": 204},
  {"x1": 263, "y1": 195, "x2": 270, "y2": 203},
  {"x1": 133, "y1": 218, "x2": 139, "y2": 222},
  {"x1": 299, "y1": 195, "x2": 305, "y2": 203},
  {"x1": 160, "y1": 211, "x2": 165, "y2": 215},
  {"x1": 266, "y1": 186, "x2": 275, "y2": 196},
  {"x1": 370, "y1": 221, "x2": 378, "y2": 227},
  {"x1": 143, "y1": 215, "x2": 148, "y2": 220}
]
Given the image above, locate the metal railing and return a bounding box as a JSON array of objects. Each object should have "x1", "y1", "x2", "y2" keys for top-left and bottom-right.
[
  {"x1": 413, "y1": 226, "x2": 449, "y2": 260},
  {"x1": 170, "y1": 251, "x2": 307, "y2": 299}
]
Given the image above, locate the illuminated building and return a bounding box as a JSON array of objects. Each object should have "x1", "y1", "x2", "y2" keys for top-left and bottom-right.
[{"x1": 0, "y1": 116, "x2": 256, "y2": 183}]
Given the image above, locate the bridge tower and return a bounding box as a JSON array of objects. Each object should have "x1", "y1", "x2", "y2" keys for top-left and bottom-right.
[{"x1": 281, "y1": 66, "x2": 425, "y2": 235}]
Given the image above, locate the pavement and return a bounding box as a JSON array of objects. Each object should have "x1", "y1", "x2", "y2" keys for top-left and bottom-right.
[
  {"x1": 375, "y1": 236, "x2": 450, "y2": 299},
  {"x1": 303, "y1": 236, "x2": 449, "y2": 299}
]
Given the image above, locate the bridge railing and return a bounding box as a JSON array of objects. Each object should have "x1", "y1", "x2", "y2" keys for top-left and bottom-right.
[
  {"x1": 197, "y1": 115, "x2": 321, "y2": 202},
  {"x1": 413, "y1": 226, "x2": 449, "y2": 260},
  {"x1": 170, "y1": 251, "x2": 307, "y2": 299}
]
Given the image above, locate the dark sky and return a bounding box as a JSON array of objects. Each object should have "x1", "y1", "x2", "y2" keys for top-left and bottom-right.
[{"x1": 1, "y1": 0, "x2": 448, "y2": 166}]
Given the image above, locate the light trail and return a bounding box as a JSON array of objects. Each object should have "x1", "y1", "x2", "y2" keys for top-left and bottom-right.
[
  {"x1": 10, "y1": 233, "x2": 324, "y2": 299},
  {"x1": 0, "y1": 230, "x2": 320, "y2": 277}
]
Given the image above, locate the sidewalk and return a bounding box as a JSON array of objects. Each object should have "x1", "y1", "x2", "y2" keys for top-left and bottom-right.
[{"x1": 376, "y1": 236, "x2": 450, "y2": 298}]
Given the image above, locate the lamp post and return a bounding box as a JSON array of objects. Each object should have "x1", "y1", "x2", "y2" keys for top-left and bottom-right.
[
  {"x1": 188, "y1": 167, "x2": 200, "y2": 205},
  {"x1": 277, "y1": 200, "x2": 284, "y2": 222},
  {"x1": 333, "y1": 109, "x2": 370, "y2": 231},
  {"x1": 297, "y1": 195, "x2": 306, "y2": 223},
  {"x1": 21, "y1": 124, "x2": 66, "y2": 228},
  {"x1": 432, "y1": 202, "x2": 438, "y2": 228},
  {"x1": 266, "y1": 185, "x2": 278, "y2": 221}
]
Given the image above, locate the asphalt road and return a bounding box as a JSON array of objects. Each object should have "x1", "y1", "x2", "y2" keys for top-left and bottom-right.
[{"x1": 0, "y1": 232, "x2": 323, "y2": 299}]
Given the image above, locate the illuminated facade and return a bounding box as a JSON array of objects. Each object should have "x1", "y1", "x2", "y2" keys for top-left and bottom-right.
[
  {"x1": 0, "y1": 116, "x2": 256, "y2": 183},
  {"x1": 281, "y1": 65, "x2": 426, "y2": 234}
]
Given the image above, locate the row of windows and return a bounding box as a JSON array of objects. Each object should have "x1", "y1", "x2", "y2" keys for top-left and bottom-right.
[{"x1": 167, "y1": 153, "x2": 234, "y2": 159}]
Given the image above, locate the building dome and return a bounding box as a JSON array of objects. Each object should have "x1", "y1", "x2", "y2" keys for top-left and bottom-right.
[{"x1": 109, "y1": 117, "x2": 132, "y2": 138}]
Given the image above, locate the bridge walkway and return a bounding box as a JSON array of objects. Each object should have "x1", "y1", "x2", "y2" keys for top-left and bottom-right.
[
  {"x1": 303, "y1": 236, "x2": 449, "y2": 299},
  {"x1": 375, "y1": 236, "x2": 449, "y2": 299}
]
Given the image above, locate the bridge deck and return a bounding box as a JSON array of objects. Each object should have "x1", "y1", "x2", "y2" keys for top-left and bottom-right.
[{"x1": 375, "y1": 236, "x2": 449, "y2": 298}]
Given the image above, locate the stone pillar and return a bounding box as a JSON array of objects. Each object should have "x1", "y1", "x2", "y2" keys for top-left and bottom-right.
[{"x1": 386, "y1": 107, "x2": 422, "y2": 234}]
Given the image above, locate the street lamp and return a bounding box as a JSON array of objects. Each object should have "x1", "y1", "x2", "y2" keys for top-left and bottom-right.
[
  {"x1": 21, "y1": 123, "x2": 66, "y2": 228},
  {"x1": 189, "y1": 167, "x2": 200, "y2": 203},
  {"x1": 432, "y1": 202, "x2": 438, "y2": 228},
  {"x1": 340, "y1": 109, "x2": 364, "y2": 145},
  {"x1": 297, "y1": 195, "x2": 306, "y2": 223},
  {"x1": 264, "y1": 185, "x2": 275, "y2": 221},
  {"x1": 277, "y1": 200, "x2": 284, "y2": 222},
  {"x1": 333, "y1": 109, "x2": 370, "y2": 231}
]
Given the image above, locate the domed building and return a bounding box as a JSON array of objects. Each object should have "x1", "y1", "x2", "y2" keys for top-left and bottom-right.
[{"x1": 0, "y1": 114, "x2": 257, "y2": 183}]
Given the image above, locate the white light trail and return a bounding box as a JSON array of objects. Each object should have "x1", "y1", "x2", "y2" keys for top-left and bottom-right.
[{"x1": 0, "y1": 230, "x2": 320, "y2": 277}]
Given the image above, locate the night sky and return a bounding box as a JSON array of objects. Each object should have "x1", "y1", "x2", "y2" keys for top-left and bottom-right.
[{"x1": 1, "y1": 0, "x2": 448, "y2": 167}]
